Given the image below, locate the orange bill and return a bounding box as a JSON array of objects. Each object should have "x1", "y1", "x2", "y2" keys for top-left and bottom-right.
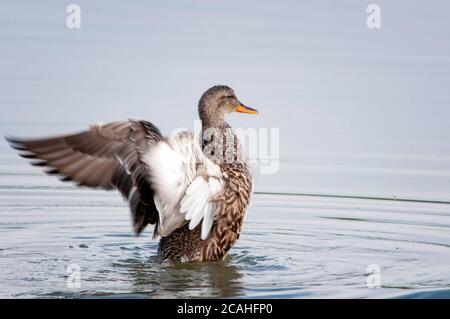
[{"x1": 235, "y1": 104, "x2": 258, "y2": 114}]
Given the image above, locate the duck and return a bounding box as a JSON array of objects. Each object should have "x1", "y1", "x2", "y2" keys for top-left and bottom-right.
[{"x1": 5, "y1": 85, "x2": 258, "y2": 263}]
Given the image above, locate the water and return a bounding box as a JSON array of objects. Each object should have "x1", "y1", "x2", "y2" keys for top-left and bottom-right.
[
  {"x1": 1, "y1": 168, "x2": 450, "y2": 298},
  {"x1": 1, "y1": 0, "x2": 450, "y2": 298}
]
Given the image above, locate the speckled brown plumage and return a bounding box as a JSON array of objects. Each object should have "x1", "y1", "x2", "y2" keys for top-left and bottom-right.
[
  {"x1": 155, "y1": 86, "x2": 255, "y2": 262},
  {"x1": 158, "y1": 160, "x2": 253, "y2": 263}
]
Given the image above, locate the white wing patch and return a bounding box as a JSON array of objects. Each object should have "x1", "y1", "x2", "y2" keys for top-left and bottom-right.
[
  {"x1": 180, "y1": 175, "x2": 222, "y2": 239},
  {"x1": 143, "y1": 131, "x2": 223, "y2": 239}
]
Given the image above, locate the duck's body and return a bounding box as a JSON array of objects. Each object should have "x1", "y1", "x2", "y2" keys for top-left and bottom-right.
[
  {"x1": 6, "y1": 85, "x2": 257, "y2": 263},
  {"x1": 159, "y1": 159, "x2": 252, "y2": 262},
  {"x1": 155, "y1": 124, "x2": 254, "y2": 262}
]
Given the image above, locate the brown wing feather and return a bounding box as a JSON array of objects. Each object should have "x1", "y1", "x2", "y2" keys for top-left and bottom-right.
[{"x1": 5, "y1": 120, "x2": 163, "y2": 234}]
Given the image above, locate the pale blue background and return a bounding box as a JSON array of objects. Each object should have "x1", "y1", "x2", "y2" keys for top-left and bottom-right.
[{"x1": 1, "y1": 0, "x2": 449, "y2": 200}]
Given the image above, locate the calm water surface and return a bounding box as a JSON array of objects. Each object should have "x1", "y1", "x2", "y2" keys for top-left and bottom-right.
[{"x1": 1, "y1": 1, "x2": 450, "y2": 298}]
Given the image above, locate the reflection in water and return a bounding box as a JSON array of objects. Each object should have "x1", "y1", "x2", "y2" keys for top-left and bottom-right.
[{"x1": 111, "y1": 256, "x2": 244, "y2": 298}]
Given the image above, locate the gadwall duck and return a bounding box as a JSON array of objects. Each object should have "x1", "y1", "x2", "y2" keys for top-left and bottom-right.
[{"x1": 5, "y1": 85, "x2": 258, "y2": 263}]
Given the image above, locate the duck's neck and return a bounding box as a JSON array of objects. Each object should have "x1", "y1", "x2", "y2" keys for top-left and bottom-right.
[
  {"x1": 201, "y1": 118, "x2": 229, "y2": 151},
  {"x1": 200, "y1": 119, "x2": 245, "y2": 165},
  {"x1": 201, "y1": 116, "x2": 229, "y2": 130}
]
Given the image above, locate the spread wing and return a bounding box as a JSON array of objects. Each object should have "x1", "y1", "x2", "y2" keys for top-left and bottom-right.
[
  {"x1": 143, "y1": 131, "x2": 224, "y2": 240},
  {"x1": 5, "y1": 120, "x2": 163, "y2": 234}
]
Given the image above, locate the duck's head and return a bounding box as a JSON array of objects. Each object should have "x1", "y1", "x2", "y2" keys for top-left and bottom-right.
[{"x1": 198, "y1": 85, "x2": 258, "y2": 126}]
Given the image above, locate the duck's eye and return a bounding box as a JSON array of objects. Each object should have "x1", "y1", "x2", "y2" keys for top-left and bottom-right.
[{"x1": 225, "y1": 95, "x2": 234, "y2": 99}]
